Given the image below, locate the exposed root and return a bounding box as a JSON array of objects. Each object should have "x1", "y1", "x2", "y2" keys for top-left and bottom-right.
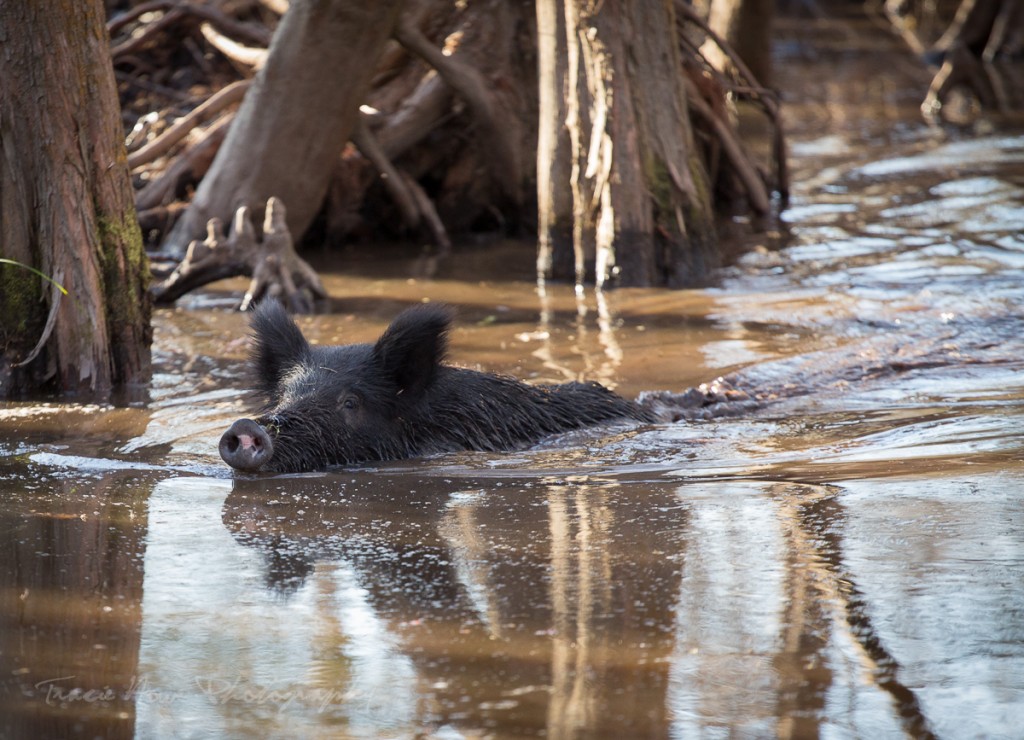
[
  {"x1": 128, "y1": 80, "x2": 249, "y2": 170},
  {"x1": 352, "y1": 117, "x2": 452, "y2": 250},
  {"x1": 135, "y1": 115, "x2": 231, "y2": 212},
  {"x1": 151, "y1": 197, "x2": 327, "y2": 313},
  {"x1": 878, "y1": 0, "x2": 1024, "y2": 124},
  {"x1": 676, "y1": 0, "x2": 789, "y2": 206},
  {"x1": 393, "y1": 8, "x2": 520, "y2": 204},
  {"x1": 683, "y1": 73, "x2": 772, "y2": 215}
]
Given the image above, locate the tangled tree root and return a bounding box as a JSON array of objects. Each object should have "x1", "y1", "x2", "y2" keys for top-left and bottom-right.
[
  {"x1": 879, "y1": 0, "x2": 1024, "y2": 124},
  {"x1": 151, "y1": 197, "x2": 327, "y2": 313}
]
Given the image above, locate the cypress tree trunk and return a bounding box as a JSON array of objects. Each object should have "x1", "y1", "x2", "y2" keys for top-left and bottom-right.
[
  {"x1": 0, "y1": 0, "x2": 151, "y2": 397},
  {"x1": 536, "y1": 0, "x2": 718, "y2": 288},
  {"x1": 702, "y1": 0, "x2": 775, "y2": 86}
]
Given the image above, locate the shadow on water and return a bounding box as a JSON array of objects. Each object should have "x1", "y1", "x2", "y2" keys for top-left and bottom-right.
[{"x1": 4, "y1": 3, "x2": 1024, "y2": 738}]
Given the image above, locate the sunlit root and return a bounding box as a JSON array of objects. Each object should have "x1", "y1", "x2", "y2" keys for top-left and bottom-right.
[
  {"x1": 134, "y1": 116, "x2": 231, "y2": 212},
  {"x1": 151, "y1": 197, "x2": 327, "y2": 313},
  {"x1": 200, "y1": 23, "x2": 268, "y2": 69},
  {"x1": 128, "y1": 80, "x2": 249, "y2": 170}
]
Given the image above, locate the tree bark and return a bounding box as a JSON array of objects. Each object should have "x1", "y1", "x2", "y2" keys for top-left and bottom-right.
[
  {"x1": 162, "y1": 0, "x2": 406, "y2": 256},
  {"x1": 701, "y1": 0, "x2": 775, "y2": 86},
  {"x1": 536, "y1": 0, "x2": 576, "y2": 280},
  {"x1": 0, "y1": 0, "x2": 151, "y2": 397},
  {"x1": 536, "y1": 0, "x2": 718, "y2": 288}
]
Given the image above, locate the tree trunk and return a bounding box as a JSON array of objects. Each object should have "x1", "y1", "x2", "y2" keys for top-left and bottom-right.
[
  {"x1": 702, "y1": 0, "x2": 775, "y2": 86},
  {"x1": 536, "y1": 0, "x2": 576, "y2": 280},
  {"x1": 0, "y1": 0, "x2": 151, "y2": 397},
  {"x1": 536, "y1": 0, "x2": 718, "y2": 288},
  {"x1": 162, "y1": 0, "x2": 406, "y2": 256}
]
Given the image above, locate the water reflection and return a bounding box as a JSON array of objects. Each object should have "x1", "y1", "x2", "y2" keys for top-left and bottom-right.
[
  {"x1": 0, "y1": 471, "x2": 150, "y2": 740},
  {"x1": 101, "y1": 465, "x2": 1023, "y2": 737},
  {"x1": 210, "y1": 474, "x2": 685, "y2": 736}
]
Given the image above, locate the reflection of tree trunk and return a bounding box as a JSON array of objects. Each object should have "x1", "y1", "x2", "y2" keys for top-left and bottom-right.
[
  {"x1": 222, "y1": 476, "x2": 683, "y2": 735},
  {"x1": 0, "y1": 476, "x2": 147, "y2": 739},
  {"x1": 548, "y1": 487, "x2": 601, "y2": 736},
  {"x1": 771, "y1": 490, "x2": 834, "y2": 739},
  {"x1": 772, "y1": 485, "x2": 939, "y2": 739},
  {"x1": 0, "y1": 0, "x2": 151, "y2": 395},
  {"x1": 438, "y1": 497, "x2": 504, "y2": 639},
  {"x1": 162, "y1": 0, "x2": 405, "y2": 255},
  {"x1": 536, "y1": 0, "x2": 717, "y2": 288}
]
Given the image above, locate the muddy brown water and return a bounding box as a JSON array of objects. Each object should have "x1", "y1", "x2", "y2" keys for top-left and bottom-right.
[{"x1": 4, "y1": 8, "x2": 1024, "y2": 739}]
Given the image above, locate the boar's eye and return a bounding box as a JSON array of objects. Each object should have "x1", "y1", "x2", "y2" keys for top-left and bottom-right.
[{"x1": 339, "y1": 394, "x2": 360, "y2": 411}]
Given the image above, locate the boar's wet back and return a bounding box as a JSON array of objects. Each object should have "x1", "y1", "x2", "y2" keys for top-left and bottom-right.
[{"x1": 219, "y1": 301, "x2": 656, "y2": 473}]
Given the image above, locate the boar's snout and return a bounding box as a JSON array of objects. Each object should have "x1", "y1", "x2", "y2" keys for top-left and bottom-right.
[{"x1": 220, "y1": 418, "x2": 274, "y2": 471}]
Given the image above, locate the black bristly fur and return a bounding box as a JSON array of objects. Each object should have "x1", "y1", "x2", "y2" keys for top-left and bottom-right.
[
  {"x1": 371, "y1": 303, "x2": 452, "y2": 402},
  {"x1": 250, "y1": 299, "x2": 312, "y2": 396},
  {"x1": 235, "y1": 300, "x2": 656, "y2": 473}
]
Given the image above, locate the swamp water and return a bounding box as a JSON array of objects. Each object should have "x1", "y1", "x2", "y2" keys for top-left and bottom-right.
[{"x1": 3, "y1": 7, "x2": 1024, "y2": 739}]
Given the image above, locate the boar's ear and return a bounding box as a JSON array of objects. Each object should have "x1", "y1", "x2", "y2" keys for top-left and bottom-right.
[
  {"x1": 372, "y1": 303, "x2": 453, "y2": 400},
  {"x1": 249, "y1": 299, "x2": 310, "y2": 393}
]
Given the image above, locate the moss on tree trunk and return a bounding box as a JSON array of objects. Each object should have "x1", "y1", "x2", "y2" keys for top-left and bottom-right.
[{"x1": 0, "y1": 0, "x2": 151, "y2": 397}]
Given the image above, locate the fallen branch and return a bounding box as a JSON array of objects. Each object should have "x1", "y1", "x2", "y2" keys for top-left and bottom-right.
[
  {"x1": 128, "y1": 80, "x2": 250, "y2": 169},
  {"x1": 135, "y1": 114, "x2": 232, "y2": 212}
]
